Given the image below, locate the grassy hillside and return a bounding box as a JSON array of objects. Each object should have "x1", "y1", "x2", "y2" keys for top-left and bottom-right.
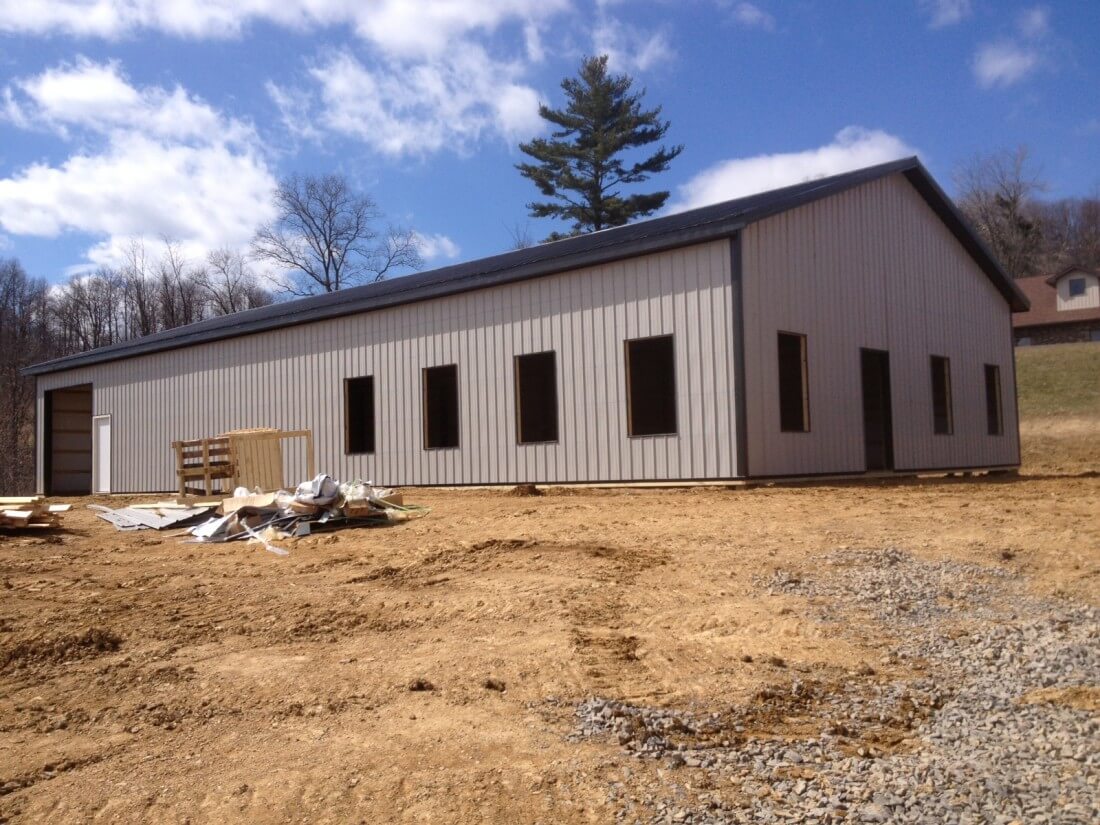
[
  {"x1": 1016, "y1": 342, "x2": 1100, "y2": 419},
  {"x1": 1015, "y1": 342, "x2": 1100, "y2": 473}
]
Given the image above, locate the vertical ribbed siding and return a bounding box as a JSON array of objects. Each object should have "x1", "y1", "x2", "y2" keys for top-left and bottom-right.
[
  {"x1": 35, "y1": 240, "x2": 738, "y2": 493},
  {"x1": 741, "y1": 173, "x2": 1020, "y2": 477}
]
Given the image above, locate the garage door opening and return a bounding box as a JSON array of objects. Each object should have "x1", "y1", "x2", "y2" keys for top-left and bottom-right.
[{"x1": 45, "y1": 384, "x2": 93, "y2": 495}]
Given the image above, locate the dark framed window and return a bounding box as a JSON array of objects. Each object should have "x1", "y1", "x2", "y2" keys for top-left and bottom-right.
[
  {"x1": 1068, "y1": 277, "x2": 1086, "y2": 298},
  {"x1": 515, "y1": 351, "x2": 559, "y2": 444},
  {"x1": 930, "y1": 356, "x2": 953, "y2": 435},
  {"x1": 345, "y1": 375, "x2": 375, "y2": 454},
  {"x1": 624, "y1": 335, "x2": 677, "y2": 437},
  {"x1": 777, "y1": 332, "x2": 810, "y2": 432},
  {"x1": 984, "y1": 364, "x2": 1003, "y2": 436},
  {"x1": 423, "y1": 364, "x2": 460, "y2": 449}
]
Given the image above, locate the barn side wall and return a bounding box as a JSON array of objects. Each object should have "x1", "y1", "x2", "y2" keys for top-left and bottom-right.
[
  {"x1": 741, "y1": 173, "x2": 1021, "y2": 477},
  {"x1": 35, "y1": 240, "x2": 739, "y2": 493}
]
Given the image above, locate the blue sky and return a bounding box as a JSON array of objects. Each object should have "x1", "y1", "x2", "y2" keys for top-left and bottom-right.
[{"x1": 0, "y1": 0, "x2": 1097, "y2": 284}]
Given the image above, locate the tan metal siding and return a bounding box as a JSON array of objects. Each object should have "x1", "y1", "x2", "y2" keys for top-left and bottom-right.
[
  {"x1": 36, "y1": 240, "x2": 738, "y2": 493},
  {"x1": 742, "y1": 173, "x2": 1020, "y2": 476}
]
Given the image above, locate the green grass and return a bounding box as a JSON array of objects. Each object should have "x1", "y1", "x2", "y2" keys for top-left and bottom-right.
[{"x1": 1016, "y1": 342, "x2": 1100, "y2": 419}]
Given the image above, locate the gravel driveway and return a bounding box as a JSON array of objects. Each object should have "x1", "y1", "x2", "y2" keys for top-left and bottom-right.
[{"x1": 573, "y1": 548, "x2": 1099, "y2": 824}]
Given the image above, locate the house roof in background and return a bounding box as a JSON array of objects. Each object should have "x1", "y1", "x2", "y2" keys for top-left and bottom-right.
[
  {"x1": 1044, "y1": 264, "x2": 1100, "y2": 286},
  {"x1": 25, "y1": 156, "x2": 1027, "y2": 377},
  {"x1": 1013, "y1": 273, "x2": 1100, "y2": 329}
]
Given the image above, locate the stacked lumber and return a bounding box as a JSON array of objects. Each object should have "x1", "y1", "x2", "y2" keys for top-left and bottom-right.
[{"x1": 0, "y1": 496, "x2": 71, "y2": 529}]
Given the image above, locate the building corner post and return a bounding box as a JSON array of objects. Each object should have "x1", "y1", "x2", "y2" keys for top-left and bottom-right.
[{"x1": 730, "y1": 232, "x2": 749, "y2": 478}]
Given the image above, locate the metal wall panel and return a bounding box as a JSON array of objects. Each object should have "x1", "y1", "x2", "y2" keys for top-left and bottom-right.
[
  {"x1": 36, "y1": 241, "x2": 738, "y2": 492},
  {"x1": 742, "y1": 173, "x2": 1020, "y2": 477}
]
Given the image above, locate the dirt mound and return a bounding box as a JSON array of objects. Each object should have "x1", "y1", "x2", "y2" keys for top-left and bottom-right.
[
  {"x1": 506, "y1": 484, "x2": 543, "y2": 497},
  {"x1": 1, "y1": 627, "x2": 122, "y2": 670}
]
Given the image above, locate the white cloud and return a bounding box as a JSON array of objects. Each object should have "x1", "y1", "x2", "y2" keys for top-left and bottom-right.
[
  {"x1": 0, "y1": 1, "x2": 571, "y2": 54},
  {"x1": 414, "y1": 232, "x2": 461, "y2": 262},
  {"x1": 593, "y1": 16, "x2": 675, "y2": 72},
  {"x1": 973, "y1": 42, "x2": 1040, "y2": 88},
  {"x1": 347, "y1": 0, "x2": 569, "y2": 60},
  {"x1": 283, "y1": 47, "x2": 543, "y2": 157},
  {"x1": 919, "y1": 0, "x2": 972, "y2": 28},
  {"x1": 5, "y1": 57, "x2": 241, "y2": 143},
  {"x1": 972, "y1": 5, "x2": 1051, "y2": 89},
  {"x1": 669, "y1": 127, "x2": 917, "y2": 212},
  {"x1": 0, "y1": 59, "x2": 277, "y2": 269},
  {"x1": 264, "y1": 80, "x2": 323, "y2": 143},
  {"x1": 1017, "y1": 6, "x2": 1050, "y2": 38},
  {"x1": 729, "y1": 2, "x2": 775, "y2": 31}
]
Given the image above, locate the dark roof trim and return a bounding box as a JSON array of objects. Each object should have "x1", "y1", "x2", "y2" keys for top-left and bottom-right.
[
  {"x1": 898, "y1": 167, "x2": 1028, "y2": 314},
  {"x1": 1045, "y1": 265, "x2": 1099, "y2": 286},
  {"x1": 25, "y1": 156, "x2": 1027, "y2": 376}
]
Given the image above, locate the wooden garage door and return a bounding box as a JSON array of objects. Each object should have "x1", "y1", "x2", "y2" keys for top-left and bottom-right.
[{"x1": 47, "y1": 385, "x2": 93, "y2": 495}]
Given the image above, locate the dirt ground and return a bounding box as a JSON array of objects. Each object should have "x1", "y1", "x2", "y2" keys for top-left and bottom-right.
[{"x1": 1, "y1": 460, "x2": 1098, "y2": 822}]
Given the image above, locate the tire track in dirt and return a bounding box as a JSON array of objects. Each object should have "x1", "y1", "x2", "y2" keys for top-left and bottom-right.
[{"x1": 556, "y1": 542, "x2": 669, "y2": 696}]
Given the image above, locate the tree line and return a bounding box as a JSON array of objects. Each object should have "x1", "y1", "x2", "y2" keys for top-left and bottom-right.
[
  {"x1": 955, "y1": 146, "x2": 1100, "y2": 279},
  {"x1": 0, "y1": 245, "x2": 274, "y2": 494}
]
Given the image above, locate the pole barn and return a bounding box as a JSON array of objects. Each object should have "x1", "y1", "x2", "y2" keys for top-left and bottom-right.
[{"x1": 25, "y1": 158, "x2": 1029, "y2": 494}]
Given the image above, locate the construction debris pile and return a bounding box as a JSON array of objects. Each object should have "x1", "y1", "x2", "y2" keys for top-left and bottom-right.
[
  {"x1": 0, "y1": 497, "x2": 71, "y2": 530},
  {"x1": 90, "y1": 474, "x2": 425, "y2": 554}
]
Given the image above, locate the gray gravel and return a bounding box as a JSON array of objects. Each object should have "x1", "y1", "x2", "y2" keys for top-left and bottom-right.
[{"x1": 571, "y1": 548, "x2": 1099, "y2": 824}]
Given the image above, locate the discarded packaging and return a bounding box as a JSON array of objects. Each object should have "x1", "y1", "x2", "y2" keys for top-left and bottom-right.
[{"x1": 183, "y1": 475, "x2": 427, "y2": 554}]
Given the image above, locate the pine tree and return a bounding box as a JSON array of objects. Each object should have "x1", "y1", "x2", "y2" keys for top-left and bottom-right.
[{"x1": 517, "y1": 56, "x2": 683, "y2": 240}]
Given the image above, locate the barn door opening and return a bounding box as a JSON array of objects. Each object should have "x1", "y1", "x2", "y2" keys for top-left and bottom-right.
[
  {"x1": 92, "y1": 415, "x2": 112, "y2": 494},
  {"x1": 860, "y1": 349, "x2": 894, "y2": 472},
  {"x1": 44, "y1": 384, "x2": 93, "y2": 495}
]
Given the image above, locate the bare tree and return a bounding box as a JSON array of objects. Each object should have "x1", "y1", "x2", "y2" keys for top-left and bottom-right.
[
  {"x1": 53, "y1": 267, "x2": 123, "y2": 353},
  {"x1": 119, "y1": 239, "x2": 159, "y2": 338},
  {"x1": 0, "y1": 259, "x2": 54, "y2": 493},
  {"x1": 1031, "y1": 191, "x2": 1100, "y2": 272},
  {"x1": 955, "y1": 146, "x2": 1046, "y2": 279},
  {"x1": 505, "y1": 221, "x2": 535, "y2": 250},
  {"x1": 154, "y1": 239, "x2": 206, "y2": 329},
  {"x1": 200, "y1": 247, "x2": 274, "y2": 315},
  {"x1": 251, "y1": 174, "x2": 422, "y2": 295}
]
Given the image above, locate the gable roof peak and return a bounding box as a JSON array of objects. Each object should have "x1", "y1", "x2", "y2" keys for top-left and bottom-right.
[{"x1": 1045, "y1": 264, "x2": 1100, "y2": 285}]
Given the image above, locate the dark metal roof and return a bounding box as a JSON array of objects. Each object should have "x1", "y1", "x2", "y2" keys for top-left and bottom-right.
[{"x1": 25, "y1": 156, "x2": 1028, "y2": 376}]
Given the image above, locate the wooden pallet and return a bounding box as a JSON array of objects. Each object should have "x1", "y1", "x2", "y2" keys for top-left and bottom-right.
[
  {"x1": 172, "y1": 437, "x2": 237, "y2": 497},
  {"x1": 171, "y1": 429, "x2": 315, "y2": 496}
]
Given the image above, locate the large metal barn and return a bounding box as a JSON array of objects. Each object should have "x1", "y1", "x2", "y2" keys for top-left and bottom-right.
[{"x1": 25, "y1": 158, "x2": 1028, "y2": 494}]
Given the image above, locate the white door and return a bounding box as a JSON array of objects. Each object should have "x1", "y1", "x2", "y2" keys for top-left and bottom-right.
[{"x1": 92, "y1": 415, "x2": 111, "y2": 494}]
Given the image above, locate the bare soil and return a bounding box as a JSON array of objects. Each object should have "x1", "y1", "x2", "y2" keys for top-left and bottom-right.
[{"x1": 1, "y1": 469, "x2": 1097, "y2": 822}]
